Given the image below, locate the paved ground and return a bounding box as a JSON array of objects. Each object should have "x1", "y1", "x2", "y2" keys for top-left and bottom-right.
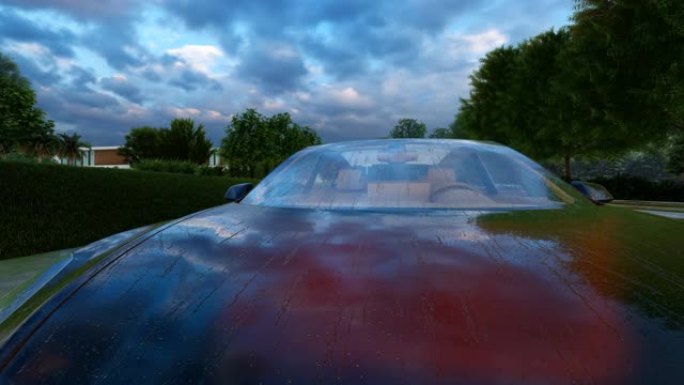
[{"x1": 638, "y1": 210, "x2": 684, "y2": 220}]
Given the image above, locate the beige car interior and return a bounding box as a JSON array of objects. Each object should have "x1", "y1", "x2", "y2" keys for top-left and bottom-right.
[{"x1": 326, "y1": 166, "x2": 494, "y2": 206}]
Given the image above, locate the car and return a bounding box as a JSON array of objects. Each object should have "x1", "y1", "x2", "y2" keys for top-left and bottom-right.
[{"x1": 1, "y1": 139, "x2": 683, "y2": 385}]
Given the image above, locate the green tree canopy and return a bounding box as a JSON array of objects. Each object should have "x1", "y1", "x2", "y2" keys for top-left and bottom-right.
[
  {"x1": 389, "y1": 118, "x2": 427, "y2": 138},
  {"x1": 572, "y1": 0, "x2": 684, "y2": 140},
  {"x1": 159, "y1": 118, "x2": 213, "y2": 164},
  {"x1": 0, "y1": 52, "x2": 55, "y2": 154},
  {"x1": 118, "y1": 119, "x2": 213, "y2": 164},
  {"x1": 456, "y1": 28, "x2": 654, "y2": 179},
  {"x1": 118, "y1": 126, "x2": 162, "y2": 163},
  {"x1": 220, "y1": 109, "x2": 321, "y2": 177},
  {"x1": 429, "y1": 127, "x2": 452, "y2": 139}
]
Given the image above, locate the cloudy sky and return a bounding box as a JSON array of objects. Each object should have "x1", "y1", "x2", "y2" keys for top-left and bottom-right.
[{"x1": 0, "y1": 0, "x2": 572, "y2": 145}]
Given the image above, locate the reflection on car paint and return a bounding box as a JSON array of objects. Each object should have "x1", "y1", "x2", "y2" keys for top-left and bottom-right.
[{"x1": 1, "y1": 202, "x2": 683, "y2": 384}]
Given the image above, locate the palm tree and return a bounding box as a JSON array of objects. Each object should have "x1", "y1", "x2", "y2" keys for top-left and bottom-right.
[
  {"x1": 25, "y1": 132, "x2": 60, "y2": 162},
  {"x1": 57, "y1": 133, "x2": 89, "y2": 166}
]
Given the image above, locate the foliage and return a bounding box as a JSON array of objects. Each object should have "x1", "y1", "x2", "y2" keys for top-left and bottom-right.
[
  {"x1": 589, "y1": 175, "x2": 684, "y2": 202},
  {"x1": 666, "y1": 132, "x2": 684, "y2": 174},
  {"x1": 0, "y1": 161, "x2": 257, "y2": 259},
  {"x1": 429, "y1": 127, "x2": 452, "y2": 139},
  {"x1": 389, "y1": 118, "x2": 427, "y2": 138},
  {"x1": 543, "y1": 150, "x2": 677, "y2": 182},
  {"x1": 220, "y1": 109, "x2": 321, "y2": 178},
  {"x1": 572, "y1": 0, "x2": 684, "y2": 142},
  {"x1": 24, "y1": 131, "x2": 61, "y2": 162},
  {"x1": 456, "y1": 26, "x2": 671, "y2": 180},
  {"x1": 118, "y1": 126, "x2": 162, "y2": 163},
  {"x1": 160, "y1": 118, "x2": 213, "y2": 164},
  {"x1": 56, "y1": 132, "x2": 89, "y2": 166},
  {"x1": 131, "y1": 159, "x2": 198, "y2": 174},
  {"x1": 196, "y1": 166, "x2": 226, "y2": 177},
  {"x1": 0, "y1": 52, "x2": 55, "y2": 154},
  {"x1": 2, "y1": 152, "x2": 49, "y2": 164},
  {"x1": 119, "y1": 119, "x2": 213, "y2": 164}
]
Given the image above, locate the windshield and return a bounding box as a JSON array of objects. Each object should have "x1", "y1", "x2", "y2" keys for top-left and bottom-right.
[{"x1": 242, "y1": 140, "x2": 577, "y2": 210}]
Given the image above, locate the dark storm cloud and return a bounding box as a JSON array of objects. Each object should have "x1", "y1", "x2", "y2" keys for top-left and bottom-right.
[
  {"x1": 1, "y1": 0, "x2": 136, "y2": 20},
  {"x1": 0, "y1": 9, "x2": 76, "y2": 57},
  {"x1": 100, "y1": 76, "x2": 144, "y2": 104},
  {"x1": 169, "y1": 69, "x2": 223, "y2": 92},
  {"x1": 2, "y1": 0, "x2": 573, "y2": 145},
  {"x1": 163, "y1": 0, "x2": 488, "y2": 80},
  {"x1": 235, "y1": 43, "x2": 308, "y2": 94},
  {"x1": 63, "y1": 87, "x2": 121, "y2": 109},
  {"x1": 159, "y1": 53, "x2": 223, "y2": 92},
  {"x1": 9, "y1": 54, "x2": 62, "y2": 86},
  {"x1": 2, "y1": 0, "x2": 150, "y2": 71},
  {"x1": 68, "y1": 66, "x2": 97, "y2": 87},
  {"x1": 35, "y1": 88, "x2": 133, "y2": 144},
  {"x1": 81, "y1": 22, "x2": 149, "y2": 70}
]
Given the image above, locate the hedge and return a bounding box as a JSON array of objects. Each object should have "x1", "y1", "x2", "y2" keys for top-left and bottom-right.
[
  {"x1": 589, "y1": 175, "x2": 684, "y2": 202},
  {"x1": 0, "y1": 161, "x2": 257, "y2": 260}
]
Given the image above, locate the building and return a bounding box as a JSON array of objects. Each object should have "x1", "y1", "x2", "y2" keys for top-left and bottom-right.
[
  {"x1": 56, "y1": 147, "x2": 223, "y2": 168},
  {"x1": 57, "y1": 146, "x2": 129, "y2": 168}
]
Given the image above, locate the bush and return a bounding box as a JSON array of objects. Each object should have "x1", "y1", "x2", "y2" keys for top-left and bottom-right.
[
  {"x1": 2, "y1": 152, "x2": 56, "y2": 164},
  {"x1": 589, "y1": 175, "x2": 684, "y2": 202},
  {"x1": 132, "y1": 159, "x2": 198, "y2": 174},
  {"x1": 196, "y1": 166, "x2": 225, "y2": 176},
  {"x1": 0, "y1": 161, "x2": 257, "y2": 260}
]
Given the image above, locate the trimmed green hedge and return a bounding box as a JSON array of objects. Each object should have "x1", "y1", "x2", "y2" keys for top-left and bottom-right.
[
  {"x1": 0, "y1": 162, "x2": 257, "y2": 260},
  {"x1": 132, "y1": 159, "x2": 199, "y2": 174}
]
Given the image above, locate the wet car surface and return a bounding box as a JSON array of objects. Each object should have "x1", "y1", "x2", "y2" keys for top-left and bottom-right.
[{"x1": 1, "y1": 140, "x2": 683, "y2": 384}]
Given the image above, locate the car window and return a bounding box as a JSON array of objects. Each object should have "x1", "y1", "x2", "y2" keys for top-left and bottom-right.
[{"x1": 242, "y1": 140, "x2": 576, "y2": 210}]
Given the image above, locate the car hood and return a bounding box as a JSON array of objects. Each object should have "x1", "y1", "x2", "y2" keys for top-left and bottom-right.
[{"x1": 1, "y1": 203, "x2": 683, "y2": 385}]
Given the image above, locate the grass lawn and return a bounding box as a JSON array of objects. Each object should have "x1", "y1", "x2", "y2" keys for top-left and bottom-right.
[
  {"x1": 0, "y1": 249, "x2": 73, "y2": 308},
  {"x1": 0, "y1": 161, "x2": 256, "y2": 260}
]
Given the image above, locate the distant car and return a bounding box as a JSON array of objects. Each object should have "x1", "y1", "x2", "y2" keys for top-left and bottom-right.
[
  {"x1": 1, "y1": 139, "x2": 683, "y2": 385},
  {"x1": 571, "y1": 180, "x2": 614, "y2": 204}
]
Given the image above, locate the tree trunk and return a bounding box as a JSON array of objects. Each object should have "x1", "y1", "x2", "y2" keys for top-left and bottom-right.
[{"x1": 564, "y1": 154, "x2": 572, "y2": 181}]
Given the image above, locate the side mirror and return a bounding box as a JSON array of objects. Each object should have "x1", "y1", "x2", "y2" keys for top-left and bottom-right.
[
  {"x1": 571, "y1": 181, "x2": 614, "y2": 205},
  {"x1": 225, "y1": 183, "x2": 254, "y2": 203}
]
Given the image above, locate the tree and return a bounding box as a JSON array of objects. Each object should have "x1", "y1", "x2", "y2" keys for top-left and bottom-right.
[
  {"x1": 267, "y1": 112, "x2": 322, "y2": 157},
  {"x1": 25, "y1": 131, "x2": 60, "y2": 162},
  {"x1": 57, "y1": 133, "x2": 89, "y2": 166},
  {"x1": 220, "y1": 109, "x2": 321, "y2": 177},
  {"x1": 159, "y1": 118, "x2": 212, "y2": 164},
  {"x1": 118, "y1": 127, "x2": 162, "y2": 163},
  {"x1": 389, "y1": 118, "x2": 427, "y2": 138},
  {"x1": 666, "y1": 132, "x2": 684, "y2": 174},
  {"x1": 572, "y1": 0, "x2": 684, "y2": 142},
  {"x1": 457, "y1": 29, "x2": 638, "y2": 180},
  {"x1": 0, "y1": 52, "x2": 55, "y2": 152},
  {"x1": 429, "y1": 127, "x2": 452, "y2": 139},
  {"x1": 118, "y1": 119, "x2": 213, "y2": 164},
  {"x1": 457, "y1": 46, "x2": 520, "y2": 146}
]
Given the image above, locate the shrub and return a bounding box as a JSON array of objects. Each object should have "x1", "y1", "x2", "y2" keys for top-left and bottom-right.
[
  {"x1": 196, "y1": 166, "x2": 225, "y2": 177},
  {"x1": 132, "y1": 159, "x2": 198, "y2": 174},
  {"x1": 2, "y1": 152, "x2": 56, "y2": 164},
  {"x1": 589, "y1": 175, "x2": 684, "y2": 202},
  {"x1": 0, "y1": 161, "x2": 257, "y2": 259}
]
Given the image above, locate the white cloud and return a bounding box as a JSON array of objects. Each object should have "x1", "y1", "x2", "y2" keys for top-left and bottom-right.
[
  {"x1": 323, "y1": 86, "x2": 374, "y2": 109},
  {"x1": 459, "y1": 29, "x2": 508, "y2": 55},
  {"x1": 165, "y1": 44, "x2": 224, "y2": 74}
]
